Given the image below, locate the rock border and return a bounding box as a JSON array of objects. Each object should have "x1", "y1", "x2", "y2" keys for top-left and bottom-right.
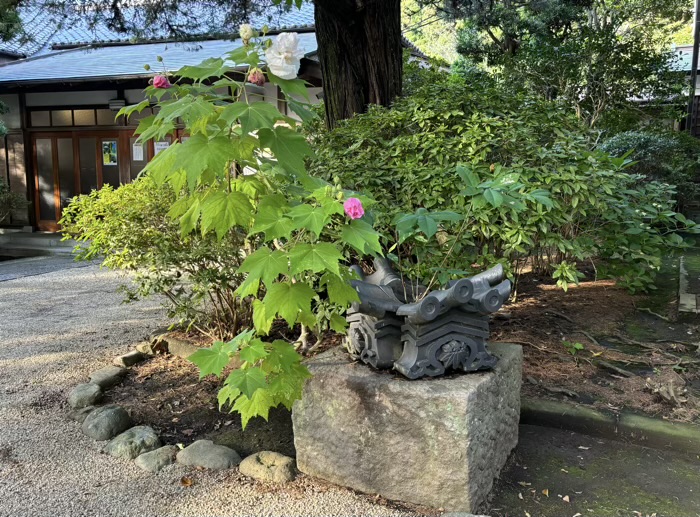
[
  {"x1": 65, "y1": 334, "x2": 297, "y2": 481},
  {"x1": 521, "y1": 396, "x2": 700, "y2": 454}
]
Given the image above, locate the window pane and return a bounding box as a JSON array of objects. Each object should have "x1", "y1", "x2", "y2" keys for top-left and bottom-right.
[
  {"x1": 74, "y1": 110, "x2": 96, "y2": 126},
  {"x1": 96, "y1": 109, "x2": 119, "y2": 125},
  {"x1": 36, "y1": 138, "x2": 55, "y2": 220},
  {"x1": 79, "y1": 138, "x2": 97, "y2": 194},
  {"x1": 57, "y1": 138, "x2": 75, "y2": 210},
  {"x1": 52, "y1": 110, "x2": 72, "y2": 126},
  {"x1": 30, "y1": 111, "x2": 50, "y2": 127}
]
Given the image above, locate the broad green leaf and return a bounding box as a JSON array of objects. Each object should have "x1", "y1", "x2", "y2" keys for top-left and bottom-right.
[
  {"x1": 157, "y1": 96, "x2": 216, "y2": 128},
  {"x1": 252, "y1": 299, "x2": 275, "y2": 335},
  {"x1": 288, "y1": 204, "x2": 329, "y2": 236},
  {"x1": 263, "y1": 340, "x2": 303, "y2": 373},
  {"x1": 220, "y1": 101, "x2": 288, "y2": 135},
  {"x1": 267, "y1": 72, "x2": 311, "y2": 100},
  {"x1": 238, "y1": 246, "x2": 289, "y2": 290},
  {"x1": 200, "y1": 190, "x2": 254, "y2": 238},
  {"x1": 217, "y1": 384, "x2": 241, "y2": 410},
  {"x1": 258, "y1": 126, "x2": 312, "y2": 174},
  {"x1": 263, "y1": 281, "x2": 316, "y2": 327},
  {"x1": 178, "y1": 197, "x2": 201, "y2": 236},
  {"x1": 232, "y1": 388, "x2": 275, "y2": 428},
  {"x1": 289, "y1": 243, "x2": 343, "y2": 276},
  {"x1": 321, "y1": 272, "x2": 360, "y2": 306},
  {"x1": 225, "y1": 366, "x2": 267, "y2": 399},
  {"x1": 329, "y1": 313, "x2": 348, "y2": 333},
  {"x1": 117, "y1": 100, "x2": 150, "y2": 122},
  {"x1": 178, "y1": 57, "x2": 229, "y2": 81},
  {"x1": 239, "y1": 339, "x2": 269, "y2": 364},
  {"x1": 188, "y1": 341, "x2": 231, "y2": 378},
  {"x1": 175, "y1": 134, "x2": 239, "y2": 191},
  {"x1": 341, "y1": 219, "x2": 382, "y2": 255},
  {"x1": 417, "y1": 214, "x2": 438, "y2": 238},
  {"x1": 287, "y1": 98, "x2": 318, "y2": 123},
  {"x1": 250, "y1": 209, "x2": 295, "y2": 240}
]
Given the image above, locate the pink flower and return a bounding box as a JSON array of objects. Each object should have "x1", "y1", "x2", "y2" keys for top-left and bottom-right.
[
  {"x1": 343, "y1": 197, "x2": 364, "y2": 220},
  {"x1": 153, "y1": 75, "x2": 172, "y2": 89},
  {"x1": 247, "y1": 68, "x2": 265, "y2": 86}
]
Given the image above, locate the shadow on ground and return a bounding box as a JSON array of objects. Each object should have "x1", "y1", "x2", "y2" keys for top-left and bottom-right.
[{"x1": 488, "y1": 424, "x2": 700, "y2": 517}]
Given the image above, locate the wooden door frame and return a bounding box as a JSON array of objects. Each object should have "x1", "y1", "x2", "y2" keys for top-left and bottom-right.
[{"x1": 31, "y1": 129, "x2": 134, "y2": 231}]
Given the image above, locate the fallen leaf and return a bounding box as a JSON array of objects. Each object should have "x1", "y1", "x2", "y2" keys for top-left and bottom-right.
[
  {"x1": 563, "y1": 495, "x2": 570, "y2": 503},
  {"x1": 573, "y1": 514, "x2": 582, "y2": 517},
  {"x1": 182, "y1": 429, "x2": 194, "y2": 436},
  {"x1": 561, "y1": 468, "x2": 569, "y2": 473},
  {"x1": 518, "y1": 481, "x2": 532, "y2": 487},
  {"x1": 578, "y1": 446, "x2": 590, "y2": 450},
  {"x1": 525, "y1": 512, "x2": 531, "y2": 517},
  {"x1": 180, "y1": 476, "x2": 194, "y2": 487},
  {"x1": 518, "y1": 492, "x2": 524, "y2": 500},
  {"x1": 542, "y1": 489, "x2": 549, "y2": 497}
]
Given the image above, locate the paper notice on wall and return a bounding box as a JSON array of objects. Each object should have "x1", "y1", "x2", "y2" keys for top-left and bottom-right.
[
  {"x1": 154, "y1": 141, "x2": 170, "y2": 155},
  {"x1": 132, "y1": 143, "x2": 144, "y2": 162}
]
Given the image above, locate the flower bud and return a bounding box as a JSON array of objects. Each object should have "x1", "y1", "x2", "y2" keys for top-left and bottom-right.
[
  {"x1": 156, "y1": 55, "x2": 163, "y2": 62},
  {"x1": 239, "y1": 23, "x2": 254, "y2": 44},
  {"x1": 143, "y1": 64, "x2": 151, "y2": 71},
  {"x1": 247, "y1": 68, "x2": 265, "y2": 86},
  {"x1": 153, "y1": 75, "x2": 172, "y2": 89}
]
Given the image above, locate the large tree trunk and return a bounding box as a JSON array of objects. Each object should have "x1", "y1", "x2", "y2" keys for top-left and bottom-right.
[{"x1": 313, "y1": 0, "x2": 402, "y2": 129}]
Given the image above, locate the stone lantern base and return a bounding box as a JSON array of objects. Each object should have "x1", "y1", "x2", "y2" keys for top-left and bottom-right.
[{"x1": 292, "y1": 343, "x2": 522, "y2": 513}]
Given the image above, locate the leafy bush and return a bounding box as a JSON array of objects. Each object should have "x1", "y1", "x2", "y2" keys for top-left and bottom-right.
[
  {"x1": 60, "y1": 177, "x2": 252, "y2": 338},
  {"x1": 306, "y1": 66, "x2": 697, "y2": 292},
  {"x1": 599, "y1": 130, "x2": 700, "y2": 213}
]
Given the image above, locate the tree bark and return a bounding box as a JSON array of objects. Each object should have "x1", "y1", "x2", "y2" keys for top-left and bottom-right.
[{"x1": 313, "y1": 0, "x2": 403, "y2": 129}]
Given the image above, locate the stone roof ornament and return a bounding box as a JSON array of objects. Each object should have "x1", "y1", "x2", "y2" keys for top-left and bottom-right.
[{"x1": 345, "y1": 258, "x2": 511, "y2": 379}]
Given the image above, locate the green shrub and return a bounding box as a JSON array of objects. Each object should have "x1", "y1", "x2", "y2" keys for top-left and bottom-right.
[
  {"x1": 599, "y1": 130, "x2": 700, "y2": 213},
  {"x1": 306, "y1": 66, "x2": 697, "y2": 292},
  {"x1": 60, "y1": 177, "x2": 251, "y2": 338}
]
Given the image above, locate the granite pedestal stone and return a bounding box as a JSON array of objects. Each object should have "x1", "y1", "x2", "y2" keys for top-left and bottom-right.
[{"x1": 292, "y1": 343, "x2": 522, "y2": 513}]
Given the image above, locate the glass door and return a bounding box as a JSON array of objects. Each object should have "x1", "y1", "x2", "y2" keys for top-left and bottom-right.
[{"x1": 32, "y1": 130, "x2": 131, "y2": 230}]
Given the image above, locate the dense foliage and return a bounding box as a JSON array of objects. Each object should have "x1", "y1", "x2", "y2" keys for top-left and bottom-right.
[
  {"x1": 599, "y1": 130, "x2": 700, "y2": 214},
  {"x1": 0, "y1": 179, "x2": 26, "y2": 224},
  {"x1": 306, "y1": 66, "x2": 697, "y2": 293},
  {"x1": 60, "y1": 177, "x2": 253, "y2": 338},
  {"x1": 451, "y1": 0, "x2": 688, "y2": 129}
]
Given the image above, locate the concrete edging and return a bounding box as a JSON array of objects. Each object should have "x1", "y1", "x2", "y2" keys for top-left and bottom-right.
[{"x1": 521, "y1": 397, "x2": 700, "y2": 454}]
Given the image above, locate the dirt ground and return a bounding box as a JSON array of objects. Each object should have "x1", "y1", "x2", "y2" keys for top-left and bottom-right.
[{"x1": 494, "y1": 272, "x2": 700, "y2": 424}]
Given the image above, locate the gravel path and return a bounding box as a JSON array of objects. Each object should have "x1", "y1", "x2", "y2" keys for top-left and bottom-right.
[{"x1": 0, "y1": 259, "x2": 420, "y2": 517}]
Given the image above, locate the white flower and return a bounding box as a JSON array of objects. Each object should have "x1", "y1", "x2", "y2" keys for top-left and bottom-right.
[
  {"x1": 265, "y1": 32, "x2": 305, "y2": 80},
  {"x1": 239, "y1": 23, "x2": 254, "y2": 43}
]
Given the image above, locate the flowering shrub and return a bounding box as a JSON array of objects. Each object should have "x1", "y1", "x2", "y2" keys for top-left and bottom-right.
[{"x1": 115, "y1": 30, "x2": 381, "y2": 427}]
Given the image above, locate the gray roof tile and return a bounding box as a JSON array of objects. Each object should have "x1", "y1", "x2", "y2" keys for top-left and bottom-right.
[{"x1": 0, "y1": 32, "x2": 318, "y2": 85}]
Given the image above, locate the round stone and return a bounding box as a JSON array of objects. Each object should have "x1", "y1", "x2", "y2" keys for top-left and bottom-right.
[
  {"x1": 239, "y1": 451, "x2": 296, "y2": 483},
  {"x1": 68, "y1": 383, "x2": 103, "y2": 409},
  {"x1": 81, "y1": 404, "x2": 132, "y2": 441},
  {"x1": 104, "y1": 425, "x2": 161, "y2": 459},
  {"x1": 176, "y1": 440, "x2": 241, "y2": 470},
  {"x1": 135, "y1": 445, "x2": 178, "y2": 473}
]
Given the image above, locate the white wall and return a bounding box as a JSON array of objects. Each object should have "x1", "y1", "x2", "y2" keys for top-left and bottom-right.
[{"x1": 25, "y1": 90, "x2": 119, "y2": 107}]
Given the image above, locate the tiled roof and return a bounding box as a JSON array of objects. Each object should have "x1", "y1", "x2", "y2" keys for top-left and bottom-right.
[
  {"x1": 0, "y1": 1, "x2": 315, "y2": 58},
  {"x1": 0, "y1": 33, "x2": 318, "y2": 85}
]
